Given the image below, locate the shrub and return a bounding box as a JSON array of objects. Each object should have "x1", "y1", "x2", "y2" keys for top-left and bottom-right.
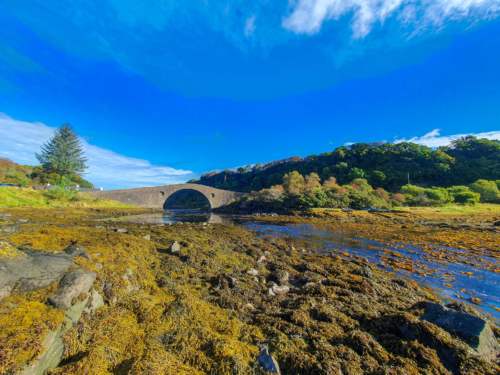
[
  {"x1": 401, "y1": 185, "x2": 451, "y2": 206},
  {"x1": 374, "y1": 187, "x2": 390, "y2": 202},
  {"x1": 425, "y1": 188, "x2": 452, "y2": 206},
  {"x1": 447, "y1": 186, "x2": 480, "y2": 205},
  {"x1": 469, "y1": 179, "x2": 500, "y2": 203},
  {"x1": 282, "y1": 171, "x2": 305, "y2": 195},
  {"x1": 299, "y1": 188, "x2": 329, "y2": 208},
  {"x1": 43, "y1": 186, "x2": 78, "y2": 201},
  {"x1": 391, "y1": 193, "x2": 406, "y2": 206},
  {"x1": 348, "y1": 167, "x2": 365, "y2": 181},
  {"x1": 400, "y1": 184, "x2": 429, "y2": 206},
  {"x1": 322, "y1": 177, "x2": 338, "y2": 188},
  {"x1": 370, "y1": 170, "x2": 386, "y2": 186}
]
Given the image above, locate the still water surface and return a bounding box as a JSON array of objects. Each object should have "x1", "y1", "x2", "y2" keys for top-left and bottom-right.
[{"x1": 114, "y1": 210, "x2": 499, "y2": 320}]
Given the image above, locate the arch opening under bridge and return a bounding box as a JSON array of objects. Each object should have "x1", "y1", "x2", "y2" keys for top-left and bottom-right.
[{"x1": 163, "y1": 189, "x2": 212, "y2": 210}]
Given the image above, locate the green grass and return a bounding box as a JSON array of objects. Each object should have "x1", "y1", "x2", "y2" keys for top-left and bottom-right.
[
  {"x1": 395, "y1": 203, "x2": 500, "y2": 215},
  {"x1": 0, "y1": 187, "x2": 132, "y2": 208}
]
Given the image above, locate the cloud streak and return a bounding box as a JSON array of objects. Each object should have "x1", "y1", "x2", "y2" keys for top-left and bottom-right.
[
  {"x1": 394, "y1": 128, "x2": 500, "y2": 147},
  {"x1": 283, "y1": 0, "x2": 500, "y2": 38},
  {"x1": 0, "y1": 113, "x2": 193, "y2": 189}
]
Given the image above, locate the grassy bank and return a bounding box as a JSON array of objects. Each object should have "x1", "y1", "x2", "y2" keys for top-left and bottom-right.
[
  {"x1": 307, "y1": 203, "x2": 500, "y2": 216},
  {"x1": 0, "y1": 187, "x2": 131, "y2": 208}
]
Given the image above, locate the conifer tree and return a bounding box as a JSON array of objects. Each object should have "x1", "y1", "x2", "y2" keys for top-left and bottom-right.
[{"x1": 36, "y1": 124, "x2": 87, "y2": 177}]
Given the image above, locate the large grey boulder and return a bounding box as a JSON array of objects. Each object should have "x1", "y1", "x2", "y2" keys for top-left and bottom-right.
[
  {"x1": 421, "y1": 302, "x2": 498, "y2": 360},
  {"x1": 0, "y1": 246, "x2": 73, "y2": 300},
  {"x1": 48, "y1": 269, "x2": 96, "y2": 310}
]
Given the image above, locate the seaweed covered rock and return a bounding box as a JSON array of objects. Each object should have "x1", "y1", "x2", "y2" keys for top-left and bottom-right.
[
  {"x1": 420, "y1": 302, "x2": 498, "y2": 361},
  {"x1": 0, "y1": 244, "x2": 73, "y2": 300}
]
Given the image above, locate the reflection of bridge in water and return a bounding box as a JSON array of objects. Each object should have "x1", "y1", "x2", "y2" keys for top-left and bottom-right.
[{"x1": 91, "y1": 183, "x2": 242, "y2": 210}]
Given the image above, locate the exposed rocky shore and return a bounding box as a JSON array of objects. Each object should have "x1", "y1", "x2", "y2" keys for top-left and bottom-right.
[{"x1": 0, "y1": 209, "x2": 498, "y2": 374}]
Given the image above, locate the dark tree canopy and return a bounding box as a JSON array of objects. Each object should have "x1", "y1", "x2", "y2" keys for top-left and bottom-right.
[
  {"x1": 36, "y1": 124, "x2": 88, "y2": 177},
  {"x1": 193, "y1": 137, "x2": 500, "y2": 192}
]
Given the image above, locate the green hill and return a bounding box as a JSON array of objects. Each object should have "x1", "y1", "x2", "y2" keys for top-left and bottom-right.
[
  {"x1": 193, "y1": 137, "x2": 500, "y2": 192},
  {"x1": 0, "y1": 159, "x2": 33, "y2": 186}
]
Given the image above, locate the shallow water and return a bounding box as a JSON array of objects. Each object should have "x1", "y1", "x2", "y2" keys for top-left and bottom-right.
[
  {"x1": 116, "y1": 211, "x2": 500, "y2": 321},
  {"x1": 112, "y1": 210, "x2": 234, "y2": 224}
]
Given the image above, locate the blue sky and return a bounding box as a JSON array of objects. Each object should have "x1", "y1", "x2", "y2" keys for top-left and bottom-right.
[{"x1": 0, "y1": 1, "x2": 499, "y2": 188}]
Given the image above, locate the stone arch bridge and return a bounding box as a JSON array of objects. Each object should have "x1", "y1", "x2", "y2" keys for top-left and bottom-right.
[{"x1": 91, "y1": 183, "x2": 242, "y2": 209}]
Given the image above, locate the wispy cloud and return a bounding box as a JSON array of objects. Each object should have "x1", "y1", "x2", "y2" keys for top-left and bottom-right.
[
  {"x1": 283, "y1": 0, "x2": 500, "y2": 38},
  {"x1": 394, "y1": 128, "x2": 500, "y2": 147},
  {"x1": 244, "y1": 15, "x2": 257, "y2": 37},
  {"x1": 0, "y1": 113, "x2": 193, "y2": 189}
]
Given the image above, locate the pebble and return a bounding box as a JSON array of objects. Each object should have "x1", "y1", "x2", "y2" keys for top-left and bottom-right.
[
  {"x1": 170, "y1": 241, "x2": 181, "y2": 253},
  {"x1": 247, "y1": 268, "x2": 259, "y2": 276}
]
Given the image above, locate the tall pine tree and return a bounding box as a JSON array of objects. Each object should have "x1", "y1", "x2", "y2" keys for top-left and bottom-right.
[{"x1": 36, "y1": 124, "x2": 87, "y2": 177}]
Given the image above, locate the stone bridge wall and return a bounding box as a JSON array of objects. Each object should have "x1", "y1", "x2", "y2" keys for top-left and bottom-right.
[{"x1": 90, "y1": 183, "x2": 242, "y2": 209}]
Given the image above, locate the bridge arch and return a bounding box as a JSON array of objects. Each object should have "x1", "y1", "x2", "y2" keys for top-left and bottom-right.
[
  {"x1": 162, "y1": 188, "x2": 212, "y2": 210},
  {"x1": 90, "y1": 183, "x2": 242, "y2": 210}
]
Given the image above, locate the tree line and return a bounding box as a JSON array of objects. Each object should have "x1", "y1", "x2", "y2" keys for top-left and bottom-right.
[
  {"x1": 195, "y1": 137, "x2": 500, "y2": 193},
  {"x1": 225, "y1": 171, "x2": 499, "y2": 212}
]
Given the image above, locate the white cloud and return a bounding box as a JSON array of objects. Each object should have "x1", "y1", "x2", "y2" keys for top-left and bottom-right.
[
  {"x1": 0, "y1": 113, "x2": 193, "y2": 189},
  {"x1": 394, "y1": 128, "x2": 500, "y2": 147},
  {"x1": 244, "y1": 15, "x2": 257, "y2": 37},
  {"x1": 283, "y1": 0, "x2": 500, "y2": 38}
]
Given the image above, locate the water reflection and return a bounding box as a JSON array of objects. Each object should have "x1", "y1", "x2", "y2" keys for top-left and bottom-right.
[{"x1": 115, "y1": 209, "x2": 234, "y2": 224}]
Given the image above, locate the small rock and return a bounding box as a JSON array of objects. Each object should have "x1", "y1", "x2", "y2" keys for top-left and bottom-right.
[
  {"x1": 269, "y1": 283, "x2": 290, "y2": 296},
  {"x1": 392, "y1": 278, "x2": 408, "y2": 288},
  {"x1": 84, "y1": 289, "x2": 105, "y2": 314},
  {"x1": 48, "y1": 269, "x2": 96, "y2": 310},
  {"x1": 63, "y1": 243, "x2": 89, "y2": 259},
  {"x1": 258, "y1": 346, "x2": 281, "y2": 374},
  {"x1": 247, "y1": 268, "x2": 259, "y2": 276},
  {"x1": 257, "y1": 255, "x2": 267, "y2": 264},
  {"x1": 143, "y1": 234, "x2": 151, "y2": 241},
  {"x1": 115, "y1": 228, "x2": 128, "y2": 233},
  {"x1": 103, "y1": 281, "x2": 116, "y2": 304},
  {"x1": 272, "y1": 270, "x2": 289, "y2": 285},
  {"x1": 469, "y1": 297, "x2": 482, "y2": 305},
  {"x1": 213, "y1": 274, "x2": 237, "y2": 290},
  {"x1": 244, "y1": 303, "x2": 256, "y2": 311},
  {"x1": 359, "y1": 265, "x2": 373, "y2": 278},
  {"x1": 169, "y1": 241, "x2": 181, "y2": 253},
  {"x1": 302, "y1": 282, "x2": 316, "y2": 290}
]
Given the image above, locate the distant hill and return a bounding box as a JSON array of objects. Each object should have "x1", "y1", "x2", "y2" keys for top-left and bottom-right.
[
  {"x1": 0, "y1": 158, "x2": 93, "y2": 188},
  {"x1": 193, "y1": 137, "x2": 500, "y2": 192},
  {"x1": 0, "y1": 158, "x2": 33, "y2": 186}
]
